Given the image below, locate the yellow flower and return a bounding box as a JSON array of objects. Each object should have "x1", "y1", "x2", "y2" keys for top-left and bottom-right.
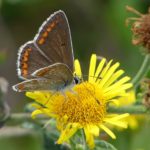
[
  {"x1": 26, "y1": 54, "x2": 132, "y2": 149},
  {"x1": 116, "y1": 90, "x2": 135, "y2": 107},
  {"x1": 116, "y1": 90, "x2": 139, "y2": 129}
]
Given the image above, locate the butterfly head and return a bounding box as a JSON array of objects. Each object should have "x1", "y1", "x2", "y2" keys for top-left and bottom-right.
[{"x1": 73, "y1": 74, "x2": 82, "y2": 84}]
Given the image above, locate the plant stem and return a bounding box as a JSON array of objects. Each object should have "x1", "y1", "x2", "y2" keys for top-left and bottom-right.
[
  {"x1": 6, "y1": 113, "x2": 49, "y2": 125},
  {"x1": 6, "y1": 105, "x2": 149, "y2": 125},
  {"x1": 81, "y1": 129, "x2": 87, "y2": 150},
  {"x1": 132, "y1": 55, "x2": 150, "y2": 88},
  {"x1": 108, "y1": 105, "x2": 148, "y2": 114}
]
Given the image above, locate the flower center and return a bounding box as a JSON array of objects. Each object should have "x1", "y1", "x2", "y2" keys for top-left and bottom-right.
[{"x1": 53, "y1": 82, "x2": 106, "y2": 126}]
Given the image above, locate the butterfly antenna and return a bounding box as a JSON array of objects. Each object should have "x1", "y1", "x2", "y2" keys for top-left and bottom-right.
[{"x1": 81, "y1": 74, "x2": 102, "y2": 79}]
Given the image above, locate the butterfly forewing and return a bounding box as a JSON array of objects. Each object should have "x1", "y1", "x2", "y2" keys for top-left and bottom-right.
[{"x1": 34, "y1": 10, "x2": 74, "y2": 72}]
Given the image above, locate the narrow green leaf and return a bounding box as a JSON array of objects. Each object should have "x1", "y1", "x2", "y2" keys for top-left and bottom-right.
[{"x1": 95, "y1": 140, "x2": 117, "y2": 150}]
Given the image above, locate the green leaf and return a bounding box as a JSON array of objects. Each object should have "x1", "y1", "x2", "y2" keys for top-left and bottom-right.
[{"x1": 95, "y1": 140, "x2": 117, "y2": 150}]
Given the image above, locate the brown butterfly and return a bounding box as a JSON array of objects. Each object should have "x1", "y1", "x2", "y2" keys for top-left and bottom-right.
[{"x1": 13, "y1": 10, "x2": 80, "y2": 92}]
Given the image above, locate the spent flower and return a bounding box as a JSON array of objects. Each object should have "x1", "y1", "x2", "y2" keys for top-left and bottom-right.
[{"x1": 126, "y1": 5, "x2": 150, "y2": 53}]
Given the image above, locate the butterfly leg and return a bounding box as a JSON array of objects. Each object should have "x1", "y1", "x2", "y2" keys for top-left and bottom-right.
[{"x1": 43, "y1": 91, "x2": 58, "y2": 106}]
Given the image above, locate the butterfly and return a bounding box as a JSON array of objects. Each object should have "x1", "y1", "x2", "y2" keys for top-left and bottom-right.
[{"x1": 12, "y1": 10, "x2": 80, "y2": 92}]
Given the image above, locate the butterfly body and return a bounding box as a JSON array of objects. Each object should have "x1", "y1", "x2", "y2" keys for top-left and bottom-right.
[{"x1": 13, "y1": 10, "x2": 76, "y2": 92}]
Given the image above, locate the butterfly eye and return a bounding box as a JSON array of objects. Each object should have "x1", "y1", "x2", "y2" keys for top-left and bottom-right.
[{"x1": 74, "y1": 76, "x2": 81, "y2": 84}]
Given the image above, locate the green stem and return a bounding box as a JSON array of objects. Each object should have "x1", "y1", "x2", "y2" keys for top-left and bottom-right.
[
  {"x1": 108, "y1": 105, "x2": 148, "y2": 114},
  {"x1": 6, "y1": 105, "x2": 149, "y2": 125},
  {"x1": 81, "y1": 129, "x2": 87, "y2": 150},
  {"x1": 6, "y1": 113, "x2": 49, "y2": 125},
  {"x1": 132, "y1": 55, "x2": 150, "y2": 88}
]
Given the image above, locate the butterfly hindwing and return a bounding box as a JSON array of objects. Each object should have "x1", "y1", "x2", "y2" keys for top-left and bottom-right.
[
  {"x1": 17, "y1": 41, "x2": 51, "y2": 79},
  {"x1": 13, "y1": 63, "x2": 73, "y2": 92},
  {"x1": 32, "y1": 63, "x2": 73, "y2": 80}
]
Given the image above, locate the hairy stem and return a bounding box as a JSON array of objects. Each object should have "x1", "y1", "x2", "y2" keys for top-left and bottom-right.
[
  {"x1": 81, "y1": 129, "x2": 87, "y2": 150},
  {"x1": 108, "y1": 105, "x2": 148, "y2": 114},
  {"x1": 132, "y1": 55, "x2": 150, "y2": 88}
]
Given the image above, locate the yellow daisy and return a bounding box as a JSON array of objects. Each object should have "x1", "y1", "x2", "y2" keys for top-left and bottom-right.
[{"x1": 26, "y1": 54, "x2": 132, "y2": 149}]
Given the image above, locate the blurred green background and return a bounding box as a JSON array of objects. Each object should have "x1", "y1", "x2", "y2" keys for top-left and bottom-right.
[{"x1": 0, "y1": 0, "x2": 150, "y2": 149}]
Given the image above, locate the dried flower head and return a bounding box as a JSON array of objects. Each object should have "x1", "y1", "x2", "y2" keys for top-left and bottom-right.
[{"x1": 126, "y1": 5, "x2": 150, "y2": 52}]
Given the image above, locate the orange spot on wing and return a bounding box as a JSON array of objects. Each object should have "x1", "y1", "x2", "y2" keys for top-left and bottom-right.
[
  {"x1": 22, "y1": 69, "x2": 28, "y2": 76},
  {"x1": 36, "y1": 68, "x2": 48, "y2": 76},
  {"x1": 23, "y1": 56, "x2": 28, "y2": 62},
  {"x1": 24, "y1": 51, "x2": 29, "y2": 57},
  {"x1": 22, "y1": 63, "x2": 28, "y2": 69},
  {"x1": 38, "y1": 38, "x2": 45, "y2": 45},
  {"x1": 20, "y1": 48, "x2": 32, "y2": 78},
  {"x1": 51, "y1": 22, "x2": 55, "y2": 28},
  {"x1": 22, "y1": 48, "x2": 32, "y2": 63},
  {"x1": 18, "y1": 84, "x2": 24, "y2": 90},
  {"x1": 42, "y1": 32, "x2": 48, "y2": 38},
  {"x1": 47, "y1": 27, "x2": 51, "y2": 32},
  {"x1": 27, "y1": 48, "x2": 32, "y2": 52}
]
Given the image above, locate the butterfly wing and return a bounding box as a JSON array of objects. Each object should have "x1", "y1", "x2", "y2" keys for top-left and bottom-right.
[
  {"x1": 32, "y1": 63, "x2": 72, "y2": 79},
  {"x1": 17, "y1": 10, "x2": 74, "y2": 80},
  {"x1": 34, "y1": 10, "x2": 74, "y2": 72},
  {"x1": 13, "y1": 63, "x2": 73, "y2": 92},
  {"x1": 17, "y1": 41, "x2": 52, "y2": 79}
]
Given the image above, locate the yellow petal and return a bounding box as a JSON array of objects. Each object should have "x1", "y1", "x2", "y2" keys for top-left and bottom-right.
[
  {"x1": 99, "y1": 124, "x2": 116, "y2": 139},
  {"x1": 127, "y1": 116, "x2": 138, "y2": 129},
  {"x1": 103, "y1": 70, "x2": 124, "y2": 88},
  {"x1": 31, "y1": 109, "x2": 43, "y2": 119},
  {"x1": 98, "y1": 62, "x2": 120, "y2": 87},
  {"x1": 88, "y1": 54, "x2": 97, "y2": 83},
  {"x1": 104, "y1": 83, "x2": 132, "y2": 100},
  {"x1": 74, "y1": 59, "x2": 82, "y2": 78},
  {"x1": 104, "y1": 119, "x2": 128, "y2": 128},
  {"x1": 106, "y1": 113, "x2": 129, "y2": 120},
  {"x1": 94, "y1": 58, "x2": 106, "y2": 82},
  {"x1": 84, "y1": 126, "x2": 95, "y2": 149},
  {"x1": 104, "y1": 76, "x2": 131, "y2": 93},
  {"x1": 26, "y1": 91, "x2": 52, "y2": 105},
  {"x1": 87, "y1": 125, "x2": 100, "y2": 136},
  {"x1": 117, "y1": 90, "x2": 136, "y2": 106},
  {"x1": 99, "y1": 60, "x2": 113, "y2": 79},
  {"x1": 57, "y1": 123, "x2": 79, "y2": 144}
]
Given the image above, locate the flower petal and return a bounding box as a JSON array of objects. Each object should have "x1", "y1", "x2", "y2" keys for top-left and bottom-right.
[
  {"x1": 87, "y1": 125, "x2": 100, "y2": 136},
  {"x1": 99, "y1": 60, "x2": 113, "y2": 79},
  {"x1": 74, "y1": 59, "x2": 82, "y2": 78},
  {"x1": 98, "y1": 62, "x2": 120, "y2": 87},
  {"x1": 88, "y1": 54, "x2": 97, "y2": 83},
  {"x1": 104, "y1": 76, "x2": 131, "y2": 93},
  {"x1": 104, "y1": 119, "x2": 128, "y2": 128},
  {"x1": 103, "y1": 70, "x2": 124, "y2": 88},
  {"x1": 99, "y1": 124, "x2": 116, "y2": 139},
  {"x1": 31, "y1": 110, "x2": 43, "y2": 119},
  {"x1": 57, "y1": 123, "x2": 79, "y2": 144},
  {"x1": 84, "y1": 126, "x2": 95, "y2": 149},
  {"x1": 94, "y1": 58, "x2": 106, "y2": 82}
]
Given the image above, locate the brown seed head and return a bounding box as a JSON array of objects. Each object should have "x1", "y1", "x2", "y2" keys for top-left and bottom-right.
[{"x1": 126, "y1": 6, "x2": 150, "y2": 53}]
